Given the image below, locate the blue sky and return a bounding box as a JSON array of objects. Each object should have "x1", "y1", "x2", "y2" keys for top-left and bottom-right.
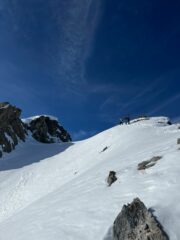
[{"x1": 0, "y1": 0, "x2": 180, "y2": 140}]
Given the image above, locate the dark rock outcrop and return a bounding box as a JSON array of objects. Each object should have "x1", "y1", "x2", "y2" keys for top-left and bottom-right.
[
  {"x1": 177, "y1": 138, "x2": 180, "y2": 144},
  {"x1": 26, "y1": 116, "x2": 71, "y2": 143},
  {"x1": 113, "y1": 198, "x2": 168, "y2": 240},
  {"x1": 138, "y1": 156, "x2": 162, "y2": 170},
  {"x1": 0, "y1": 102, "x2": 71, "y2": 157},
  {"x1": 0, "y1": 102, "x2": 27, "y2": 156},
  {"x1": 107, "y1": 171, "x2": 117, "y2": 186}
]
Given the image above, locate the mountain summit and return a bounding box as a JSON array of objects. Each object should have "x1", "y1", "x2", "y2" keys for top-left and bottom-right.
[{"x1": 0, "y1": 102, "x2": 71, "y2": 157}]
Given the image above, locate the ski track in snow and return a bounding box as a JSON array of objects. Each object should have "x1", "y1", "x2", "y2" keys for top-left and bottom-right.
[{"x1": 0, "y1": 117, "x2": 179, "y2": 239}]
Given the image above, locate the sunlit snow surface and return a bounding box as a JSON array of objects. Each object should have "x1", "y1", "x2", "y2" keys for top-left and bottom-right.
[{"x1": 0, "y1": 117, "x2": 180, "y2": 240}]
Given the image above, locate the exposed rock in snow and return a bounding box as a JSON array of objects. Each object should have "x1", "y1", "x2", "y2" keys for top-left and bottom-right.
[
  {"x1": 0, "y1": 102, "x2": 27, "y2": 156},
  {"x1": 113, "y1": 198, "x2": 169, "y2": 240},
  {"x1": 177, "y1": 138, "x2": 180, "y2": 144},
  {"x1": 107, "y1": 171, "x2": 117, "y2": 186},
  {"x1": 25, "y1": 115, "x2": 71, "y2": 143},
  {"x1": 137, "y1": 156, "x2": 162, "y2": 170},
  {"x1": 101, "y1": 146, "x2": 108, "y2": 153}
]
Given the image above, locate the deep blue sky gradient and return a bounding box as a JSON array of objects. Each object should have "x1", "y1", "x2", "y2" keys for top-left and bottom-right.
[{"x1": 0, "y1": 0, "x2": 180, "y2": 140}]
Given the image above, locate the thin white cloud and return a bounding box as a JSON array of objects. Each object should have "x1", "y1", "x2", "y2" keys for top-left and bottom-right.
[
  {"x1": 149, "y1": 93, "x2": 180, "y2": 115},
  {"x1": 54, "y1": 0, "x2": 102, "y2": 85}
]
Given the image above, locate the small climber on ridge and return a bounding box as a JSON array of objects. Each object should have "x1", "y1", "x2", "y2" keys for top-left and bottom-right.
[
  {"x1": 119, "y1": 118, "x2": 123, "y2": 125},
  {"x1": 123, "y1": 116, "x2": 130, "y2": 124}
]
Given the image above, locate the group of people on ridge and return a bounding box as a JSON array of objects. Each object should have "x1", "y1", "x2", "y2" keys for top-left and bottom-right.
[{"x1": 119, "y1": 117, "x2": 130, "y2": 125}]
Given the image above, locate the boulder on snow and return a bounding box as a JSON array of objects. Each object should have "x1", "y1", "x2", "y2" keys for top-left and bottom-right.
[
  {"x1": 113, "y1": 198, "x2": 169, "y2": 240},
  {"x1": 25, "y1": 116, "x2": 71, "y2": 143},
  {"x1": 0, "y1": 102, "x2": 27, "y2": 155},
  {"x1": 177, "y1": 138, "x2": 180, "y2": 144},
  {"x1": 107, "y1": 171, "x2": 117, "y2": 186},
  {"x1": 138, "y1": 156, "x2": 162, "y2": 170}
]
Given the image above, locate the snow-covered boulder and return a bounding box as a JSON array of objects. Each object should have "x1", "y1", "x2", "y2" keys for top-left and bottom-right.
[{"x1": 113, "y1": 198, "x2": 168, "y2": 240}]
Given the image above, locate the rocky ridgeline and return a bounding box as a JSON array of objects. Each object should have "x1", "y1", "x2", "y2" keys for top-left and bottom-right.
[
  {"x1": 25, "y1": 116, "x2": 72, "y2": 143},
  {"x1": 113, "y1": 198, "x2": 168, "y2": 240},
  {"x1": 0, "y1": 102, "x2": 71, "y2": 157}
]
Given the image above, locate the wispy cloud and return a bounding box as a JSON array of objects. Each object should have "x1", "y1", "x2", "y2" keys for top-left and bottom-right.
[
  {"x1": 97, "y1": 79, "x2": 166, "y2": 123},
  {"x1": 148, "y1": 93, "x2": 180, "y2": 115},
  {"x1": 53, "y1": 0, "x2": 103, "y2": 87},
  {"x1": 2, "y1": 0, "x2": 103, "y2": 96}
]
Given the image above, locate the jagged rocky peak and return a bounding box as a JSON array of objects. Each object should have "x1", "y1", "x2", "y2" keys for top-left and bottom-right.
[
  {"x1": 23, "y1": 115, "x2": 72, "y2": 143},
  {"x1": 0, "y1": 102, "x2": 27, "y2": 156},
  {"x1": 0, "y1": 102, "x2": 72, "y2": 157}
]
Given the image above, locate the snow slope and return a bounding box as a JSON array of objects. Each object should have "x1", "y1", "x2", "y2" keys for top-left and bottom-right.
[{"x1": 0, "y1": 117, "x2": 180, "y2": 240}]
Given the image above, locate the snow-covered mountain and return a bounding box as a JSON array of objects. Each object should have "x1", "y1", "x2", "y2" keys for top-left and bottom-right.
[{"x1": 0, "y1": 116, "x2": 180, "y2": 239}]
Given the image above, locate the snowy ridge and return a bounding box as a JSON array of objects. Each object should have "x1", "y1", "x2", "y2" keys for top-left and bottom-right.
[{"x1": 0, "y1": 117, "x2": 179, "y2": 240}]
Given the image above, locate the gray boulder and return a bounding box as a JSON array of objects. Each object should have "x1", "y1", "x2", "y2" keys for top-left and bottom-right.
[
  {"x1": 113, "y1": 198, "x2": 168, "y2": 240},
  {"x1": 107, "y1": 171, "x2": 117, "y2": 186},
  {"x1": 138, "y1": 156, "x2": 162, "y2": 170}
]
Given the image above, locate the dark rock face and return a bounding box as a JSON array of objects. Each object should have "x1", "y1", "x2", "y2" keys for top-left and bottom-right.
[
  {"x1": 107, "y1": 171, "x2": 117, "y2": 186},
  {"x1": 177, "y1": 138, "x2": 180, "y2": 144},
  {"x1": 138, "y1": 156, "x2": 162, "y2": 170},
  {"x1": 0, "y1": 102, "x2": 71, "y2": 157},
  {"x1": 27, "y1": 116, "x2": 71, "y2": 143},
  {"x1": 0, "y1": 102, "x2": 27, "y2": 156},
  {"x1": 113, "y1": 198, "x2": 168, "y2": 240}
]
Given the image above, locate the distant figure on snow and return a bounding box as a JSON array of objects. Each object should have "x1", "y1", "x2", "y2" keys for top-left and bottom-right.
[
  {"x1": 123, "y1": 117, "x2": 130, "y2": 125},
  {"x1": 119, "y1": 118, "x2": 123, "y2": 125}
]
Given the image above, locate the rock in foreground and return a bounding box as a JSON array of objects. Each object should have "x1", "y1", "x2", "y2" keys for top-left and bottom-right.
[{"x1": 113, "y1": 198, "x2": 168, "y2": 240}]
